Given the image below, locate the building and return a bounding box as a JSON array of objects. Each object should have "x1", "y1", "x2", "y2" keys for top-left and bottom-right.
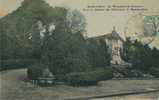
[
  {"x1": 87, "y1": 27, "x2": 125, "y2": 65},
  {"x1": 104, "y1": 27, "x2": 124, "y2": 65}
]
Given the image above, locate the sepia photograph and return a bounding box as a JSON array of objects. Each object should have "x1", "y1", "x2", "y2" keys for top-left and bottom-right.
[{"x1": 0, "y1": 0, "x2": 159, "y2": 100}]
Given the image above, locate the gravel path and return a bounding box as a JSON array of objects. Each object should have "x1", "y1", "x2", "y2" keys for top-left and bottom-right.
[
  {"x1": 0, "y1": 69, "x2": 159, "y2": 100},
  {"x1": 92, "y1": 92, "x2": 159, "y2": 100}
]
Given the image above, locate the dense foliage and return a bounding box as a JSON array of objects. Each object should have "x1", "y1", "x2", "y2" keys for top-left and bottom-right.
[
  {"x1": 0, "y1": 0, "x2": 67, "y2": 60},
  {"x1": 41, "y1": 29, "x2": 92, "y2": 75},
  {"x1": 86, "y1": 39, "x2": 111, "y2": 68},
  {"x1": 121, "y1": 38, "x2": 159, "y2": 77},
  {"x1": 3, "y1": 0, "x2": 159, "y2": 86},
  {"x1": 0, "y1": 0, "x2": 67, "y2": 69},
  {"x1": 65, "y1": 68, "x2": 113, "y2": 86},
  {"x1": 27, "y1": 62, "x2": 44, "y2": 80},
  {"x1": 0, "y1": 59, "x2": 36, "y2": 70},
  {"x1": 0, "y1": 0, "x2": 113, "y2": 85}
]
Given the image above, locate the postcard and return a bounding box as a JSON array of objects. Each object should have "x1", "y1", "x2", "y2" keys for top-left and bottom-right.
[{"x1": 0, "y1": 0, "x2": 159, "y2": 100}]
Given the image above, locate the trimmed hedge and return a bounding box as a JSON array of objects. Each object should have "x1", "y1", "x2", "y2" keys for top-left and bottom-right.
[
  {"x1": 150, "y1": 67, "x2": 159, "y2": 77},
  {"x1": 0, "y1": 59, "x2": 37, "y2": 70},
  {"x1": 27, "y1": 63, "x2": 44, "y2": 80},
  {"x1": 65, "y1": 68, "x2": 113, "y2": 86}
]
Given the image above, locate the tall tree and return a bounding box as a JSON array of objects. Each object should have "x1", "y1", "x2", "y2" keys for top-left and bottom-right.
[{"x1": 66, "y1": 9, "x2": 87, "y2": 36}]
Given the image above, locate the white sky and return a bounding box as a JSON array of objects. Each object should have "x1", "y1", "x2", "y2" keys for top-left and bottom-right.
[{"x1": 0, "y1": 0, "x2": 159, "y2": 47}]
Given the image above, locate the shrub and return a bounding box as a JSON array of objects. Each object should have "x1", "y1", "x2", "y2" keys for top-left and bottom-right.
[
  {"x1": 65, "y1": 68, "x2": 113, "y2": 86},
  {"x1": 86, "y1": 39, "x2": 111, "y2": 68},
  {"x1": 27, "y1": 63, "x2": 44, "y2": 80},
  {"x1": 0, "y1": 59, "x2": 37, "y2": 70},
  {"x1": 150, "y1": 67, "x2": 159, "y2": 77},
  {"x1": 42, "y1": 33, "x2": 93, "y2": 75}
]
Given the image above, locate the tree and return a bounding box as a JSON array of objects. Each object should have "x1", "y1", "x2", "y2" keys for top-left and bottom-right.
[
  {"x1": 122, "y1": 37, "x2": 159, "y2": 77},
  {"x1": 121, "y1": 37, "x2": 134, "y2": 62},
  {"x1": 0, "y1": 0, "x2": 68, "y2": 60},
  {"x1": 27, "y1": 63, "x2": 44, "y2": 80},
  {"x1": 31, "y1": 21, "x2": 43, "y2": 58},
  {"x1": 149, "y1": 47, "x2": 159, "y2": 77},
  {"x1": 66, "y1": 9, "x2": 87, "y2": 36},
  {"x1": 86, "y1": 39, "x2": 111, "y2": 68},
  {"x1": 41, "y1": 26, "x2": 92, "y2": 75}
]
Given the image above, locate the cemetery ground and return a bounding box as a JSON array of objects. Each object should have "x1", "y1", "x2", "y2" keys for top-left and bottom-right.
[{"x1": 0, "y1": 68, "x2": 159, "y2": 100}]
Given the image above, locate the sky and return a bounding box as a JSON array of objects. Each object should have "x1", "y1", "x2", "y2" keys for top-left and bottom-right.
[{"x1": 0, "y1": 0, "x2": 159, "y2": 47}]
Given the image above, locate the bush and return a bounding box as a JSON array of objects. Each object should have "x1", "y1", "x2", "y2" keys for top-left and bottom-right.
[
  {"x1": 86, "y1": 39, "x2": 111, "y2": 68},
  {"x1": 27, "y1": 63, "x2": 44, "y2": 80},
  {"x1": 150, "y1": 67, "x2": 159, "y2": 77},
  {"x1": 42, "y1": 33, "x2": 93, "y2": 75},
  {"x1": 65, "y1": 68, "x2": 113, "y2": 86},
  {"x1": 0, "y1": 59, "x2": 37, "y2": 70}
]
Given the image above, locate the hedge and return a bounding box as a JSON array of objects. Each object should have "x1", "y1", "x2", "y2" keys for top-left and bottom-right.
[
  {"x1": 65, "y1": 68, "x2": 113, "y2": 86},
  {"x1": 27, "y1": 63, "x2": 44, "y2": 80},
  {"x1": 0, "y1": 59, "x2": 37, "y2": 70},
  {"x1": 150, "y1": 67, "x2": 159, "y2": 77}
]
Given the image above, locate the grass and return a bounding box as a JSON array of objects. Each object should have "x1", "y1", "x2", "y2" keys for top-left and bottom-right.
[{"x1": 0, "y1": 69, "x2": 159, "y2": 100}]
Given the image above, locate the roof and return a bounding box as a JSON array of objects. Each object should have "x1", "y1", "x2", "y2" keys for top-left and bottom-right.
[
  {"x1": 104, "y1": 30, "x2": 124, "y2": 41},
  {"x1": 87, "y1": 27, "x2": 124, "y2": 42}
]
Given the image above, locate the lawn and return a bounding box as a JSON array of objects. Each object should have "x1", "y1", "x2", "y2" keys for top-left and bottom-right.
[{"x1": 0, "y1": 69, "x2": 159, "y2": 100}]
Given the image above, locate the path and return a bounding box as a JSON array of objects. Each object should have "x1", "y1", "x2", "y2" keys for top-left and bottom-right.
[{"x1": 0, "y1": 69, "x2": 159, "y2": 100}]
